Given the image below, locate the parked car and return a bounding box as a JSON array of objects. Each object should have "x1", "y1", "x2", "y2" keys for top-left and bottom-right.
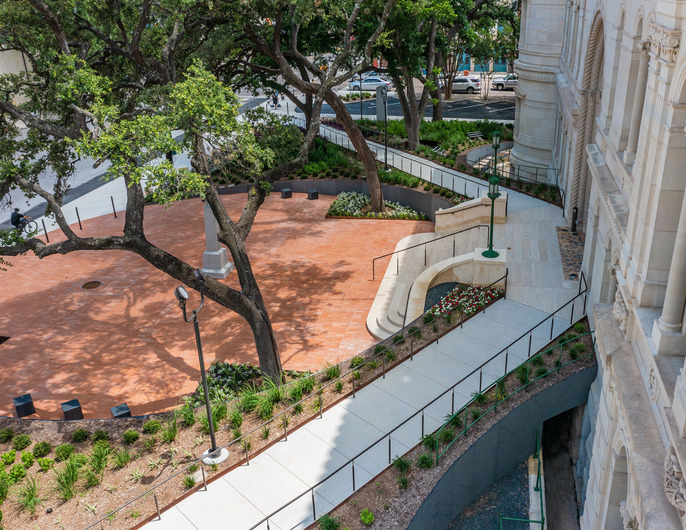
[
  {"x1": 452, "y1": 76, "x2": 481, "y2": 94},
  {"x1": 350, "y1": 77, "x2": 393, "y2": 91},
  {"x1": 492, "y1": 73, "x2": 518, "y2": 90}
]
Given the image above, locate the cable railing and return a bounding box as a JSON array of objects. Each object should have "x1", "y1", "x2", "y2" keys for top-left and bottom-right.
[
  {"x1": 289, "y1": 115, "x2": 491, "y2": 199},
  {"x1": 371, "y1": 222, "x2": 490, "y2": 280},
  {"x1": 249, "y1": 273, "x2": 588, "y2": 530}
]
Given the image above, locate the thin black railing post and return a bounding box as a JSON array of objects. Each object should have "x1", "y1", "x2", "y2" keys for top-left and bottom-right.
[
  {"x1": 528, "y1": 334, "x2": 532, "y2": 357},
  {"x1": 41, "y1": 219, "x2": 49, "y2": 243},
  {"x1": 504, "y1": 350, "x2": 508, "y2": 377},
  {"x1": 570, "y1": 303, "x2": 575, "y2": 325},
  {"x1": 421, "y1": 410, "x2": 425, "y2": 437},
  {"x1": 154, "y1": 493, "x2": 161, "y2": 520},
  {"x1": 311, "y1": 490, "x2": 316, "y2": 520},
  {"x1": 451, "y1": 388, "x2": 455, "y2": 414},
  {"x1": 110, "y1": 196, "x2": 117, "y2": 218},
  {"x1": 479, "y1": 369, "x2": 483, "y2": 393},
  {"x1": 75, "y1": 207, "x2": 83, "y2": 230},
  {"x1": 352, "y1": 461, "x2": 356, "y2": 491},
  {"x1": 550, "y1": 317, "x2": 554, "y2": 340},
  {"x1": 388, "y1": 436, "x2": 392, "y2": 464}
]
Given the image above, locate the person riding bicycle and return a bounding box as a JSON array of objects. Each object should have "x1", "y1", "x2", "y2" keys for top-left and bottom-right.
[{"x1": 10, "y1": 208, "x2": 30, "y2": 231}]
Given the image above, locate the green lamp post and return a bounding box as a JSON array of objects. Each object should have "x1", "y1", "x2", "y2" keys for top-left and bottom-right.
[{"x1": 482, "y1": 131, "x2": 501, "y2": 258}]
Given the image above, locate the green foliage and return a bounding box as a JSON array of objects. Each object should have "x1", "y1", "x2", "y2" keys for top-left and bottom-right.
[
  {"x1": 439, "y1": 428, "x2": 456, "y2": 444},
  {"x1": 398, "y1": 476, "x2": 409, "y2": 489},
  {"x1": 32, "y1": 442, "x2": 51, "y2": 458},
  {"x1": 423, "y1": 313, "x2": 435, "y2": 324},
  {"x1": 392, "y1": 334, "x2": 405, "y2": 345},
  {"x1": 20, "y1": 451, "x2": 34, "y2": 468},
  {"x1": 360, "y1": 508, "x2": 375, "y2": 525},
  {"x1": 318, "y1": 513, "x2": 341, "y2": 530},
  {"x1": 417, "y1": 453, "x2": 434, "y2": 469},
  {"x1": 536, "y1": 367, "x2": 548, "y2": 378},
  {"x1": 1, "y1": 451, "x2": 15, "y2": 467},
  {"x1": 199, "y1": 412, "x2": 218, "y2": 434},
  {"x1": 143, "y1": 436, "x2": 158, "y2": 452},
  {"x1": 334, "y1": 380, "x2": 344, "y2": 393},
  {"x1": 180, "y1": 405, "x2": 196, "y2": 427},
  {"x1": 392, "y1": 456, "x2": 411, "y2": 475},
  {"x1": 92, "y1": 430, "x2": 110, "y2": 443},
  {"x1": 183, "y1": 474, "x2": 196, "y2": 489},
  {"x1": 121, "y1": 429, "x2": 139, "y2": 445},
  {"x1": 0, "y1": 471, "x2": 7, "y2": 503},
  {"x1": 517, "y1": 364, "x2": 529, "y2": 386},
  {"x1": 37, "y1": 458, "x2": 54, "y2": 472},
  {"x1": 55, "y1": 459, "x2": 79, "y2": 500},
  {"x1": 54, "y1": 444, "x2": 74, "y2": 462},
  {"x1": 471, "y1": 391, "x2": 487, "y2": 405},
  {"x1": 408, "y1": 326, "x2": 421, "y2": 339},
  {"x1": 300, "y1": 376, "x2": 316, "y2": 395},
  {"x1": 239, "y1": 385, "x2": 260, "y2": 413},
  {"x1": 9, "y1": 463, "x2": 26, "y2": 484},
  {"x1": 112, "y1": 449, "x2": 131, "y2": 470},
  {"x1": 17, "y1": 474, "x2": 41, "y2": 514},
  {"x1": 421, "y1": 434, "x2": 439, "y2": 451},
  {"x1": 573, "y1": 322, "x2": 586, "y2": 333},
  {"x1": 142, "y1": 420, "x2": 161, "y2": 435},
  {"x1": 470, "y1": 408, "x2": 481, "y2": 422},
  {"x1": 12, "y1": 434, "x2": 31, "y2": 451},
  {"x1": 324, "y1": 364, "x2": 341, "y2": 381},
  {"x1": 212, "y1": 403, "x2": 228, "y2": 424},
  {"x1": 161, "y1": 417, "x2": 179, "y2": 445},
  {"x1": 532, "y1": 355, "x2": 544, "y2": 367},
  {"x1": 0, "y1": 429, "x2": 13, "y2": 444},
  {"x1": 229, "y1": 407, "x2": 243, "y2": 429},
  {"x1": 71, "y1": 428, "x2": 90, "y2": 443},
  {"x1": 349, "y1": 356, "x2": 365, "y2": 368}
]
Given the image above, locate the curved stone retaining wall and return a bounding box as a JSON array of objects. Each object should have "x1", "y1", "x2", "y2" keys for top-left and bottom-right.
[
  {"x1": 407, "y1": 365, "x2": 597, "y2": 529},
  {"x1": 218, "y1": 181, "x2": 453, "y2": 222}
]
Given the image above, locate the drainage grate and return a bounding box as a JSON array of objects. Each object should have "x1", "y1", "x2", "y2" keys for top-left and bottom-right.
[{"x1": 81, "y1": 280, "x2": 103, "y2": 290}]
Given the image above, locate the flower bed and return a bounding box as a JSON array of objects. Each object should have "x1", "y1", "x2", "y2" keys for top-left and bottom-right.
[
  {"x1": 327, "y1": 191, "x2": 426, "y2": 220},
  {"x1": 428, "y1": 285, "x2": 504, "y2": 319}
]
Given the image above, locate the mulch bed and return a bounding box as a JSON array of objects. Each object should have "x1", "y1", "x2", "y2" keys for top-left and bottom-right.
[{"x1": 556, "y1": 226, "x2": 586, "y2": 281}]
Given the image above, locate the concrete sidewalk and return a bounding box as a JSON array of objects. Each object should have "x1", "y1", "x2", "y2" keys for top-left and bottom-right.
[{"x1": 145, "y1": 299, "x2": 572, "y2": 530}]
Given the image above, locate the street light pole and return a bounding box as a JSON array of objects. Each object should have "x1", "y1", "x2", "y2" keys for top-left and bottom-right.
[
  {"x1": 174, "y1": 270, "x2": 228, "y2": 465},
  {"x1": 482, "y1": 131, "x2": 501, "y2": 259},
  {"x1": 384, "y1": 91, "x2": 388, "y2": 170}
]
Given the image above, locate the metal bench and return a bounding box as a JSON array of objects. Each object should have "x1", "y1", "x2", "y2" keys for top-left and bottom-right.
[{"x1": 467, "y1": 131, "x2": 483, "y2": 140}]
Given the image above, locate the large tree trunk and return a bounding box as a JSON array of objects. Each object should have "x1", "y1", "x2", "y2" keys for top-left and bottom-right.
[
  {"x1": 325, "y1": 90, "x2": 384, "y2": 212},
  {"x1": 431, "y1": 87, "x2": 443, "y2": 122}
]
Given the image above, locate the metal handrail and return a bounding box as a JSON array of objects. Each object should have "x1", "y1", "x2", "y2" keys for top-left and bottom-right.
[
  {"x1": 371, "y1": 223, "x2": 490, "y2": 280},
  {"x1": 250, "y1": 278, "x2": 587, "y2": 530}
]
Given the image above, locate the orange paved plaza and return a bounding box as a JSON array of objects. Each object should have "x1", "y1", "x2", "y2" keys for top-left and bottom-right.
[{"x1": 0, "y1": 192, "x2": 432, "y2": 419}]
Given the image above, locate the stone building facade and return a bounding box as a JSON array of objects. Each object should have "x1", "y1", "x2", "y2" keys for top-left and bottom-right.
[{"x1": 512, "y1": 0, "x2": 686, "y2": 527}]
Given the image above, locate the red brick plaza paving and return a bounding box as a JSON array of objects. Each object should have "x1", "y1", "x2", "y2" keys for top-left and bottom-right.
[{"x1": 0, "y1": 192, "x2": 432, "y2": 419}]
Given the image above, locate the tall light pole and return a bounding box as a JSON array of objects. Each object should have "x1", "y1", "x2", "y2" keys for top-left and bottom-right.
[
  {"x1": 482, "y1": 131, "x2": 501, "y2": 258},
  {"x1": 174, "y1": 270, "x2": 228, "y2": 464},
  {"x1": 383, "y1": 87, "x2": 389, "y2": 170}
]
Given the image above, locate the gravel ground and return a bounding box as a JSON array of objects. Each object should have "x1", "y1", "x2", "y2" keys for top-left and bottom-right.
[{"x1": 447, "y1": 460, "x2": 529, "y2": 529}]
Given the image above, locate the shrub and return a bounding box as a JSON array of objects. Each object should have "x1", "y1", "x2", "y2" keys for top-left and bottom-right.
[
  {"x1": 385, "y1": 350, "x2": 397, "y2": 362},
  {"x1": 9, "y1": 463, "x2": 26, "y2": 484},
  {"x1": 113, "y1": 449, "x2": 131, "y2": 469},
  {"x1": 421, "y1": 434, "x2": 439, "y2": 451},
  {"x1": 71, "y1": 428, "x2": 90, "y2": 443},
  {"x1": 373, "y1": 345, "x2": 386, "y2": 355},
  {"x1": 142, "y1": 420, "x2": 161, "y2": 435},
  {"x1": 392, "y1": 334, "x2": 405, "y2": 344},
  {"x1": 180, "y1": 405, "x2": 196, "y2": 427},
  {"x1": 470, "y1": 408, "x2": 481, "y2": 422},
  {"x1": 199, "y1": 412, "x2": 219, "y2": 434},
  {"x1": 573, "y1": 322, "x2": 586, "y2": 333},
  {"x1": 318, "y1": 513, "x2": 341, "y2": 530},
  {"x1": 324, "y1": 364, "x2": 341, "y2": 381},
  {"x1": 439, "y1": 428, "x2": 455, "y2": 444},
  {"x1": 0, "y1": 429, "x2": 14, "y2": 443},
  {"x1": 408, "y1": 326, "x2": 421, "y2": 339},
  {"x1": 532, "y1": 355, "x2": 544, "y2": 367},
  {"x1": 55, "y1": 444, "x2": 74, "y2": 462},
  {"x1": 349, "y1": 356, "x2": 364, "y2": 368},
  {"x1": 32, "y1": 441, "x2": 50, "y2": 458},
  {"x1": 143, "y1": 436, "x2": 157, "y2": 452},
  {"x1": 334, "y1": 380, "x2": 344, "y2": 393},
  {"x1": 161, "y1": 417, "x2": 179, "y2": 444},
  {"x1": 1, "y1": 450, "x2": 15, "y2": 466},
  {"x1": 12, "y1": 434, "x2": 31, "y2": 451},
  {"x1": 92, "y1": 430, "x2": 110, "y2": 443},
  {"x1": 37, "y1": 458, "x2": 54, "y2": 472},
  {"x1": 536, "y1": 367, "x2": 548, "y2": 378},
  {"x1": 417, "y1": 453, "x2": 434, "y2": 469},
  {"x1": 55, "y1": 460, "x2": 79, "y2": 500},
  {"x1": 423, "y1": 312, "x2": 435, "y2": 324},
  {"x1": 517, "y1": 364, "x2": 529, "y2": 386},
  {"x1": 183, "y1": 474, "x2": 196, "y2": 489},
  {"x1": 360, "y1": 508, "x2": 375, "y2": 525},
  {"x1": 122, "y1": 430, "x2": 140, "y2": 445},
  {"x1": 21, "y1": 451, "x2": 34, "y2": 468},
  {"x1": 300, "y1": 376, "x2": 316, "y2": 394},
  {"x1": 17, "y1": 474, "x2": 40, "y2": 514},
  {"x1": 392, "y1": 456, "x2": 411, "y2": 475},
  {"x1": 212, "y1": 403, "x2": 228, "y2": 423},
  {"x1": 471, "y1": 391, "x2": 487, "y2": 405},
  {"x1": 398, "y1": 476, "x2": 409, "y2": 489},
  {"x1": 573, "y1": 342, "x2": 587, "y2": 355},
  {"x1": 229, "y1": 407, "x2": 243, "y2": 429},
  {"x1": 0, "y1": 472, "x2": 7, "y2": 503}
]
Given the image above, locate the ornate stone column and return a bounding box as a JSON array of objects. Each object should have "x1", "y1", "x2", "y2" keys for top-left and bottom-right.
[
  {"x1": 201, "y1": 201, "x2": 233, "y2": 279},
  {"x1": 623, "y1": 42, "x2": 651, "y2": 166}
]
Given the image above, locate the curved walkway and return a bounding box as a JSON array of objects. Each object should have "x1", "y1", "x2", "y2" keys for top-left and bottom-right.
[{"x1": 142, "y1": 125, "x2": 582, "y2": 529}]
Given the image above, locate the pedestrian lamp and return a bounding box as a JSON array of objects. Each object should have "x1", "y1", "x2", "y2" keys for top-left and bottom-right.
[
  {"x1": 174, "y1": 270, "x2": 228, "y2": 465},
  {"x1": 482, "y1": 131, "x2": 501, "y2": 259}
]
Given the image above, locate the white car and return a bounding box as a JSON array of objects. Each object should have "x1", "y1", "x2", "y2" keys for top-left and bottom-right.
[
  {"x1": 492, "y1": 73, "x2": 518, "y2": 90},
  {"x1": 350, "y1": 77, "x2": 393, "y2": 91},
  {"x1": 452, "y1": 76, "x2": 481, "y2": 94}
]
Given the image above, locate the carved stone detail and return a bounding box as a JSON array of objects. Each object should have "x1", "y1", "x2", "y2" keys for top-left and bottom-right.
[
  {"x1": 638, "y1": 40, "x2": 651, "y2": 58},
  {"x1": 648, "y1": 367, "x2": 657, "y2": 401},
  {"x1": 613, "y1": 288, "x2": 629, "y2": 334},
  {"x1": 620, "y1": 500, "x2": 639, "y2": 529},
  {"x1": 646, "y1": 24, "x2": 681, "y2": 63},
  {"x1": 664, "y1": 445, "x2": 686, "y2": 522}
]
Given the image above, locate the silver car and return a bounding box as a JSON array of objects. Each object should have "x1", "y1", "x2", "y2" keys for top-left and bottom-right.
[
  {"x1": 350, "y1": 77, "x2": 393, "y2": 91},
  {"x1": 492, "y1": 73, "x2": 518, "y2": 90},
  {"x1": 452, "y1": 76, "x2": 481, "y2": 94}
]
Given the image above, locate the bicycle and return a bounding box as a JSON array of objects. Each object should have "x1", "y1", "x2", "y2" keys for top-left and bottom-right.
[{"x1": 17, "y1": 219, "x2": 38, "y2": 235}]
